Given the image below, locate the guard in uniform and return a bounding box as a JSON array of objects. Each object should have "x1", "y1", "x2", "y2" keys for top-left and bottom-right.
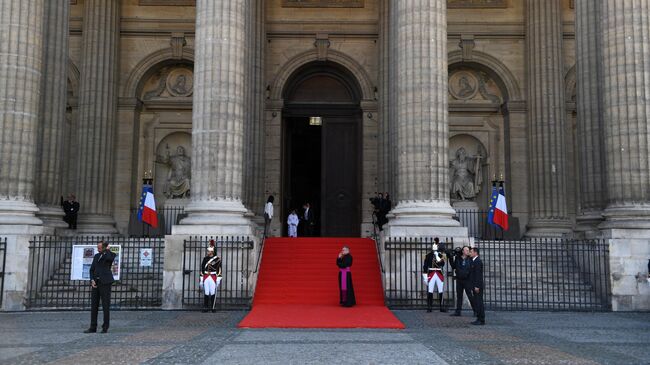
[
  {"x1": 199, "y1": 243, "x2": 222, "y2": 313},
  {"x1": 422, "y1": 238, "x2": 447, "y2": 313}
]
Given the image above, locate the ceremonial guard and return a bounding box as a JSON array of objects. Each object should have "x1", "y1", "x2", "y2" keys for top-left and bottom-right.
[
  {"x1": 422, "y1": 238, "x2": 447, "y2": 313},
  {"x1": 199, "y1": 241, "x2": 222, "y2": 313}
]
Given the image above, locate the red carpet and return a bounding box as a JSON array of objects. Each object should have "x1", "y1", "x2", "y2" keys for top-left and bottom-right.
[{"x1": 238, "y1": 238, "x2": 405, "y2": 329}]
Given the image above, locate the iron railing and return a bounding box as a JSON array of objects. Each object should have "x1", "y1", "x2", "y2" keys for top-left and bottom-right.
[
  {"x1": 479, "y1": 238, "x2": 611, "y2": 311},
  {"x1": 27, "y1": 236, "x2": 165, "y2": 310},
  {"x1": 0, "y1": 237, "x2": 6, "y2": 308},
  {"x1": 455, "y1": 209, "x2": 505, "y2": 239},
  {"x1": 128, "y1": 206, "x2": 186, "y2": 237},
  {"x1": 384, "y1": 237, "x2": 456, "y2": 309},
  {"x1": 182, "y1": 236, "x2": 254, "y2": 310},
  {"x1": 383, "y1": 237, "x2": 611, "y2": 312}
]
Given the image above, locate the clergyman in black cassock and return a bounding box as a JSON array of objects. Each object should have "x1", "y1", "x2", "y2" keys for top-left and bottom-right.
[{"x1": 337, "y1": 246, "x2": 356, "y2": 307}]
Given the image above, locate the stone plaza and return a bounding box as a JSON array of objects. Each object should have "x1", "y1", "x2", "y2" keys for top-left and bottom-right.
[{"x1": 1, "y1": 310, "x2": 649, "y2": 365}]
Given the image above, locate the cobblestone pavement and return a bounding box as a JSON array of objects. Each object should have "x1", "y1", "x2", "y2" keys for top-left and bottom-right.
[{"x1": 0, "y1": 310, "x2": 648, "y2": 365}]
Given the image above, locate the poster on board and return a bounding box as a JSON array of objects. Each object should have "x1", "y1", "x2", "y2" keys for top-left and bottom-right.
[{"x1": 70, "y1": 245, "x2": 122, "y2": 281}]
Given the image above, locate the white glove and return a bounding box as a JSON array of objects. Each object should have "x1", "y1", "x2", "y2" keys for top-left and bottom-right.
[
  {"x1": 199, "y1": 276, "x2": 204, "y2": 289},
  {"x1": 422, "y1": 273, "x2": 429, "y2": 285},
  {"x1": 216, "y1": 277, "x2": 223, "y2": 288}
]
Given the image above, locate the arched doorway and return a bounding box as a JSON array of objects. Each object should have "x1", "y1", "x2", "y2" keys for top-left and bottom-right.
[{"x1": 282, "y1": 62, "x2": 362, "y2": 237}]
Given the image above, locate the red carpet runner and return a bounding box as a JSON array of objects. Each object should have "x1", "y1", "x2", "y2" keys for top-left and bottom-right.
[{"x1": 238, "y1": 238, "x2": 405, "y2": 329}]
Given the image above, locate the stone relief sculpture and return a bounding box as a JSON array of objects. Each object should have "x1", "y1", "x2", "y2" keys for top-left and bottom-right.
[
  {"x1": 156, "y1": 145, "x2": 191, "y2": 199},
  {"x1": 143, "y1": 66, "x2": 193, "y2": 100},
  {"x1": 447, "y1": 0, "x2": 507, "y2": 8},
  {"x1": 449, "y1": 147, "x2": 483, "y2": 201}
]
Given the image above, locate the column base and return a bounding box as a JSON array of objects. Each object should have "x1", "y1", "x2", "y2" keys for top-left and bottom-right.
[
  {"x1": 601, "y1": 228, "x2": 650, "y2": 311},
  {"x1": 76, "y1": 214, "x2": 118, "y2": 235},
  {"x1": 0, "y1": 200, "x2": 43, "y2": 226},
  {"x1": 384, "y1": 201, "x2": 469, "y2": 243},
  {"x1": 599, "y1": 204, "x2": 650, "y2": 230},
  {"x1": 525, "y1": 218, "x2": 573, "y2": 238},
  {"x1": 174, "y1": 199, "x2": 253, "y2": 236},
  {"x1": 36, "y1": 204, "x2": 68, "y2": 229},
  {"x1": 575, "y1": 209, "x2": 605, "y2": 238}
]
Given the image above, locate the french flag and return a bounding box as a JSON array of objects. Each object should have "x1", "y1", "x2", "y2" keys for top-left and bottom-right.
[
  {"x1": 492, "y1": 185, "x2": 509, "y2": 231},
  {"x1": 137, "y1": 185, "x2": 158, "y2": 228}
]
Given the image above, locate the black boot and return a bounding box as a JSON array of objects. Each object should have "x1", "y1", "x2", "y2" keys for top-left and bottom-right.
[
  {"x1": 210, "y1": 295, "x2": 217, "y2": 313},
  {"x1": 426, "y1": 293, "x2": 433, "y2": 313},
  {"x1": 202, "y1": 295, "x2": 209, "y2": 313},
  {"x1": 439, "y1": 293, "x2": 447, "y2": 313}
]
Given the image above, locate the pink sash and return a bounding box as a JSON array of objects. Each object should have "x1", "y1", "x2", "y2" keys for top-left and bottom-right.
[{"x1": 340, "y1": 267, "x2": 351, "y2": 290}]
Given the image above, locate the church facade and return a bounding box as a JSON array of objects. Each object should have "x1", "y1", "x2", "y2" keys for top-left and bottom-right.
[{"x1": 0, "y1": 0, "x2": 649, "y2": 310}]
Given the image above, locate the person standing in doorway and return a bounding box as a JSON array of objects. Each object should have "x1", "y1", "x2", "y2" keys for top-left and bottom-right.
[
  {"x1": 302, "y1": 202, "x2": 315, "y2": 237},
  {"x1": 287, "y1": 209, "x2": 299, "y2": 238},
  {"x1": 84, "y1": 240, "x2": 115, "y2": 333},
  {"x1": 264, "y1": 195, "x2": 274, "y2": 238},
  {"x1": 61, "y1": 194, "x2": 80, "y2": 229},
  {"x1": 469, "y1": 247, "x2": 485, "y2": 325},
  {"x1": 337, "y1": 246, "x2": 356, "y2": 307}
]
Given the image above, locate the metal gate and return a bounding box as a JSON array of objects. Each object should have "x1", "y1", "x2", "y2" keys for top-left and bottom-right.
[
  {"x1": 383, "y1": 237, "x2": 611, "y2": 312},
  {"x1": 27, "y1": 236, "x2": 165, "y2": 310},
  {"x1": 0, "y1": 237, "x2": 6, "y2": 308},
  {"x1": 182, "y1": 236, "x2": 254, "y2": 310}
]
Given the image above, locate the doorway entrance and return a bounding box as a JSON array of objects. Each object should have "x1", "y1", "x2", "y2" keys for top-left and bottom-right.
[{"x1": 282, "y1": 62, "x2": 362, "y2": 237}]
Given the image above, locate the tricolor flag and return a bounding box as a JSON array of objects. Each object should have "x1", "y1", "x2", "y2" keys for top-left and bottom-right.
[
  {"x1": 487, "y1": 184, "x2": 499, "y2": 227},
  {"x1": 137, "y1": 184, "x2": 158, "y2": 228},
  {"x1": 492, "y1": 184, "x2": 509, "y2": 231}
]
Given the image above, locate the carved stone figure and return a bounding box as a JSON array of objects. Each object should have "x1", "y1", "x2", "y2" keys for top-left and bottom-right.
[
  {"x1": 156, "y1": 145, "x2": 191, "y2": 199},
  {"x1": 449, "y1": 147, "x2": 483, "y2": 201}
]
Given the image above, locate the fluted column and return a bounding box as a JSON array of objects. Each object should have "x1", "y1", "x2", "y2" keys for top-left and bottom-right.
[
  {"x1": 525, "y1": 0, "x2": 572, "y2": 237},
  {"x1": 35, "y1": 0, "x2": 70, "y2": 228},
  {"x1": 176, "y1": 0, "x2": 252, "y2": 234},
  {"x1": 243, "y1": 0, "x2": 266, "y2": 217},
  {"x1": 575, "y1": 0, "x2": 607, "y2": 234},
  {"x1": 75, "y1": 0, "x2": 120, "y2": 233},
  {"x1": 600, "y1": 0, "x2": 650, "y2": 228},
  {"x1": 385, "y1": 0, "x2": 466, "y2": 239},
  {"x1": 0, "y1": 0, "x2": 45, "y2": 227},
  {"x1": 378, "y1": 0, "x2": 391, "y2": 195}
]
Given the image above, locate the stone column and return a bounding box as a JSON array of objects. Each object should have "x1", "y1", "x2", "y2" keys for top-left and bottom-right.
[
  {"x1": 524, "y1": 0, "x2": 572, "y2": 237},
  {"x1": 378, "y1": 0, "x2": 392, "y2": 195},
  {"x1": 0, "y1": 0, "x2": 45, "y2": 227},
  {"x1": 385, "y1": 0, "x2": 467, "y2": 240},
  {"x1": 599, "y1": 0, "x2": 650, "y2": 311},
  {"x1": 575, "y1": 0, "x2": 607, "y2": 234},
  {"x1": 243, "y1": 0, "x2": 266, "y2": 219},
  {"x1": 75, "y1": 0, "x2": 120, "y2": 233},
  {"x1": 0, "y1": 0, "x2": 49, "y2": 311},
  {"x1": 175, "y1": 0, "x2": 252, "y2": 235},
  {"x1": 35, "y1": 0, "x2": 70, "y2": 228}
]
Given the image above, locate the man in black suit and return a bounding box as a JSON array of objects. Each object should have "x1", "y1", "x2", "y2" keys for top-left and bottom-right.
[
  {"x1": 469, "y1": 247, "x2": 485, "y2": 325},
  {"x1": 84, "y1": 240, "x2": 116, "y2": 333},
  {"x1": 61, "y1": 194, "x2": 80, "y2": 229},
  {"x1": 301, "y1": 202, "x2": 315, "y2": 237},
  {"x1": 450, "y1": 246, "x2": 476, "y2": 317}
]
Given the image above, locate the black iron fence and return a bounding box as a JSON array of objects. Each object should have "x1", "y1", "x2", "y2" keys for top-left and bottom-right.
[
  {"x1": 480, "y1": 238, "x2": 611, "y2": 311},
  {"x1": 383, "y1": 237, "x2": 611, "y2": 312},
  {"x1": 182, "y1": 236, "x2": 255, "y2": 310},
  {"x1": 0, "y1": 237, "x2": 6, "y2": 308},
  {"x1": 128, "y1": 206, "x2": 186, "y2": 237},
  {"x1": 383, "y1": 237, "x2": 456, "y2": 309},
  {"x1": 455, "y1": 209, "x2": 509, "y2": 239},
  {"x1": 27, "y1": 236, "x2": 165, "y2": 310}
]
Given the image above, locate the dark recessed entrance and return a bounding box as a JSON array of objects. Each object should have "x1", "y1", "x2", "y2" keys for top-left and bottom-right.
[{"x1": 282, "y1": 62, "x2": 362, "y2": 237}]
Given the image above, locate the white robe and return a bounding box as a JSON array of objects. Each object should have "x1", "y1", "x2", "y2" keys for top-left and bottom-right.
[{"x1": 287, "y1": 213, "x2": 299, "y2": 237}]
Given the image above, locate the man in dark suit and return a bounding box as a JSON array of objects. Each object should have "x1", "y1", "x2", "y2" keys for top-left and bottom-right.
[
  {"x1": 450, "y1": 246, "x2": 475, "y2": 317},
  {"x1": 469, "y1": 247, "x2": 485, "y2": 325},
  {"x1": 61, "y1": 194, "x2": 80, "y2": 229},
  {"x1": 84, "y1": 240, "x2": 116, "y2": 333},
  {"x1": 301, "y1": 202, "x2": 315, "y2": 237}
]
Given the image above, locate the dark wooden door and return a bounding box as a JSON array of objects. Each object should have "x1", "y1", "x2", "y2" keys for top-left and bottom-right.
[{"x1": 322, "y1": 116, "x2": 360, "y2": 237}]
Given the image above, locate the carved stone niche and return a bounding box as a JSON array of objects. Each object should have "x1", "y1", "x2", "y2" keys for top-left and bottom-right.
[
  {"x1": 141, "y1": 64, "x2": 194, "y2": 105},
  {"x1": 448, "y1": 68, "x2": 503, "y2": 105},
  {"x1": 448, "y1": 0, "x2": 507, "y2": 9}
]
